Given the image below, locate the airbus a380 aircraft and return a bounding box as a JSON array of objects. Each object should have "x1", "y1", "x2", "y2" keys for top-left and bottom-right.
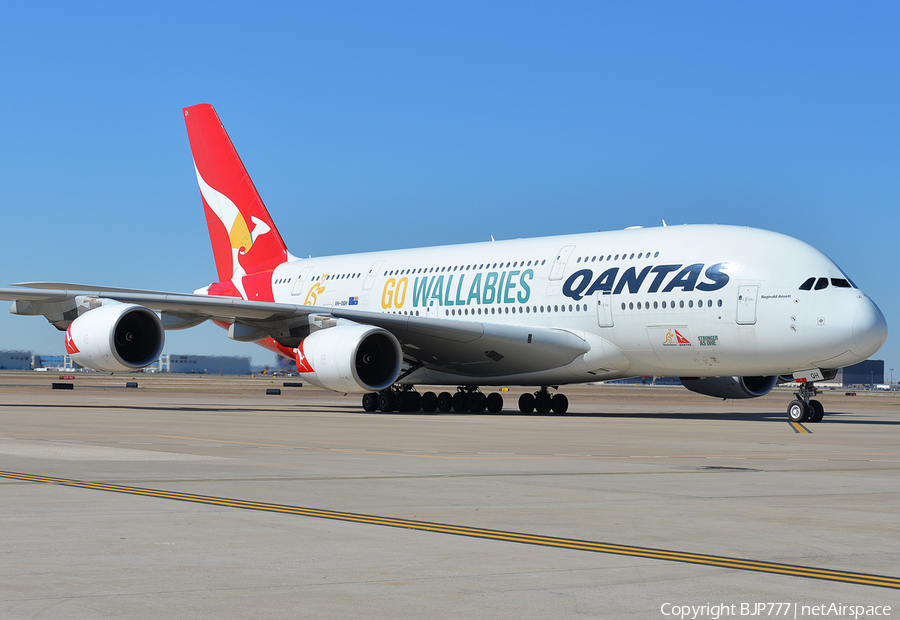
[{"x1": 1, "y1": 104, "x2": 887, "y2": 422}]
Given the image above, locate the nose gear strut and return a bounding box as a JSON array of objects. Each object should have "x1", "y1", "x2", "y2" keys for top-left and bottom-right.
[{"x1": 787, "y1": 382, "x2": 824, "y2": 423}]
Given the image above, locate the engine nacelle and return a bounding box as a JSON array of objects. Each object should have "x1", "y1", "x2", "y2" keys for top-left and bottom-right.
[
  {"x1": 67, "y1": 304, "x2": 165, "y2": 372},
  {"x1": 680, "y1": 375, "x2": 778, "y2": 399},
  {"x1": 296, "y1": 324, "x2": 402, "y2": 393}
]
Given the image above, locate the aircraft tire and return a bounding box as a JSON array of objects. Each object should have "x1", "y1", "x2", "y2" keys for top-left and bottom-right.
[
  {"x1": 452, "y1": 391, "x2": 469, "y2": 412},
  {"x1": 808, "y1": 399, "x2": 824, "y2": 423},
  {"x1": 486, "y1": 392, "x2": 504, "y2": 413},
  {"x1": 551, "y1": 393, "x2": 568, "y2": 414},
  {"x1": 468, "y1": 392, "x2": 487, "y2": 413},
  {"x1": 437, "y1": 392, "x2": 453, "y2": 412},
  {"x1": 397, "y1": 393, "x2": 410, "y2": 411},
  {"x1": 535, "y1": 394, "x2": 552, "y2": 414},
  {"x1": 402, "y1": 392, "x2": 422, "y2": 412},
  {"x1": 378, "y1": 392, "x2": 395, "y2": 412},
  {"x1": 787, "y1": 399, "x2": 808, "y2": 423},
  {"x1": 518, "y1": 393, "x2": 535, "y2": 413},
  {"x1": 421, "y1": 391, "x2": 438, "y2": 413},
  {"x1": 362, "y1": 393, "x2": 378, "y2": 412}
]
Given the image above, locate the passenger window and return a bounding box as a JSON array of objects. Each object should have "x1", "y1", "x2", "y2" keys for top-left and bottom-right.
[
  {"x1": 814, "y1": 278, "x2": 829, "y2": 290},
  {"x1": 831, "y1": 278, "x2": 852, "y2": 288},
  {"x1": 799, "y1": 277, "x2": 815, "y2": 291}
]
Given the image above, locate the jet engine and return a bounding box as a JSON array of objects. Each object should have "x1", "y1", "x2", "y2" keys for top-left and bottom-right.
[
  {"x1": 67, "y1": 304, "x2": 165, "y2": 372},
  {"x1": 296, "y1": 324, "x2": 402, "y2": 393},
  {"x1": 680, "y1": 375, "x2": 778, "y2": 399}
]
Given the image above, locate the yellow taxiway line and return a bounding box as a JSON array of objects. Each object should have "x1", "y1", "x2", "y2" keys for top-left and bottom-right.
[{"x1": 2, "y1": 469, "x2": 897, "y2": 590}]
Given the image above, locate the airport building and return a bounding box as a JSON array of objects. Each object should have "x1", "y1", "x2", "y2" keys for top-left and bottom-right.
[
  {"x1": 0, "y1": 350, "x2": 34, "y2": 370},
  {"x1": 157, "y1": 354, "x2": 251, "y2": 375},
  {"x1": 22, "y1": 352, "x2": 251, "y2": 375},
  {"x1": 33, "y1": 354, "x2": 78, "y2": 371},
  {"x1": 834, "y1": 359, "x2": 884, "y2": 387}
]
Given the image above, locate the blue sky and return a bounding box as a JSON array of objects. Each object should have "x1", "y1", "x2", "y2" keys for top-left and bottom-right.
[{"x1": 1, "y1": 2, "x2": 897, "y2": 378}]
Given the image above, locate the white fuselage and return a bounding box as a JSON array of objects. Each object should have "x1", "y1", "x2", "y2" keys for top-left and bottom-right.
[{"x1": 259, "y1": 224, "x2": 886, "y2": 386}]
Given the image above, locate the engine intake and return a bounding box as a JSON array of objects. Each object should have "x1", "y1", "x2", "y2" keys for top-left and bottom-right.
[
  {"x1": 680, "y1": 375, "x2": 777, "y2": 399},
  {"x1": 68, "y1": 304, "x2": 165, "y2": 372},
  {"x1": 296, "y1": 323, "x2": 402, "y2": 393}
]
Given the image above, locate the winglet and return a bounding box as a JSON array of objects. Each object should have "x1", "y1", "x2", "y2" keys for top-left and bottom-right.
[{"x1": 183, "y1": 104, "x2": 288, "y2": 282}]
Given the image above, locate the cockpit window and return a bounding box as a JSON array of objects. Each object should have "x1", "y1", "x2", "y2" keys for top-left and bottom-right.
[
  {"x1": 838, "y1": 269, "x2": 858, "y2": 288},
  {"x1": 814, "y1": 278, "x2": 829, "y2": 290},
  {"x1": 799, "y1": 277, "x2": 815, "y2": 291},
  {"x1": 831, "y1": 278, "x2": 852, "y2": 288}
]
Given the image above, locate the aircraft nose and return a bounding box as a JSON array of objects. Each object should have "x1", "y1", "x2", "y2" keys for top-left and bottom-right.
[{"x1": 852, "y1": 295, "x2": 888, "y2": 358}]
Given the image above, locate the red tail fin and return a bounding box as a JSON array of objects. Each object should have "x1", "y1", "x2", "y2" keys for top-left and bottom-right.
[{"x1": 183, "y1": 104, "x2": 288, "y2": 282}]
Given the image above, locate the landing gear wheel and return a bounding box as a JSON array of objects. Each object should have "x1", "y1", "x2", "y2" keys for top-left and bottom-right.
[
  {"x1": 535, "y1": 393, "x2": 552, "y2": 414},
  {"x1": 452, "y1": 391, "x2": 469, "y2": 412},
  {"x1": 486, "y1": 392, "x2": 504, "y2": 413},
  {"x1": 808, "y1": 399, "x2": 824, "y2": 423},
  {"x1": 398, "y1": 392, "x2": 411, "y2": 412},
  {"x1": 551, "y1": 393, "x2": 569, "y2": 415},
  {"x1": 362, "y1": 393, "x2": 378, "y2": 412},
  {"x1": 402, "y1": 392, "x2": 422, "y2": 412},
  {"x1": 421, "y1": 391, "x2": 438, "y2": 413},
  {"x1": 378, "y1": 391, "x2": 395, "y2": 412},
  {"x1": 467, "y1": 392, "x2": 487, "y2": 413},
  {"x1": 518, "y1": 393, "x2": 535, "y2": 413},
  {"x1": 437, "y1": 392, "x2": 453, "y2": 412},
  {"x1": 787, "y1": 399, "x2": 808, "y2": 423}
]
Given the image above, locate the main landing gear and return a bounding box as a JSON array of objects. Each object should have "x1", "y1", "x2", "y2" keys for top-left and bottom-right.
[
  {"x1": 362, "y1": 386, "x2": 505, "y2": 413},
  {"x1": 517, "y1": 387, "x2": 568, "y2": 414},
  {"x1": 360, "y1": 386, "x2": 571, "y2": 414},
  {"x1": 787, "y1": 382, "x2": 824, "y2": 423}
]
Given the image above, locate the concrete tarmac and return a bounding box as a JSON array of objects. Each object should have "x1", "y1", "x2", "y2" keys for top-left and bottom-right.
[{"x1": 1, "y1": 372, "x2": 898, "y2": 618}]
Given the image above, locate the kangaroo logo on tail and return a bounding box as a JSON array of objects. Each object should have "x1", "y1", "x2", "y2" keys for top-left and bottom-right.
[
  {"x1": 184, "y1": 104, "x2": 289, "y2": 288},
  {"x1": 193, "y1": 163, "x2": 273, "y2": 277}
]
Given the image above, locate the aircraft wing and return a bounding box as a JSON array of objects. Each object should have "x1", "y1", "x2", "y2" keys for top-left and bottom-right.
[
  {"x1": 330, "y1": 307, "x2": 589, "y2": 376},
  {"x1": 0, "y1": 286, "x2": 590, "y2": 376}
]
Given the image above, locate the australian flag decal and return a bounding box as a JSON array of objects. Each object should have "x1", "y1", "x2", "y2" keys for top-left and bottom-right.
[{"x1": 349, "y1": 296, "x2": 359, "y2": 306}]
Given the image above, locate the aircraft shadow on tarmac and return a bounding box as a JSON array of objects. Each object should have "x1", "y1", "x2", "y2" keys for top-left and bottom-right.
[
  {"x1": 2, "y1": 401, "x2": 896, "y2": 425},
  {"x1": 346, "y1": 407, "x2": 900, "y2": 424}
]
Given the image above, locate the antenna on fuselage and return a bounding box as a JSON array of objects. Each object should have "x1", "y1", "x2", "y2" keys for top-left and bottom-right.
[{"x1": 662, "y1": 219, "x2": 668, "y2": 227}]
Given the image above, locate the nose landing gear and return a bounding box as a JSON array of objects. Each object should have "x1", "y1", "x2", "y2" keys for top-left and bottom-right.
[{"x1": 787, "y1": 382, "x2": 824, "y2": 423}]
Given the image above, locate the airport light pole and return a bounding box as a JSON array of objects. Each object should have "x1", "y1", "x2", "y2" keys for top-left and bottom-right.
[{"x1": 891, "y1": 368, "x2": 894, "y2": 384}]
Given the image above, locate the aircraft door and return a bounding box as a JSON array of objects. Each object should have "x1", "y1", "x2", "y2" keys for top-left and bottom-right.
[
  {"x1": 736, "y1": 285, "x2": 758, "y2": 325},
  {"x1": 363, "y1": 260, "x2": 384, "y2": 290},
  {"x1": 290, "y1": 267, "x2": 313, "y2": 296},
  {"x1": 596, "y1": 290, "x2": 614, "y2": 327},
  {"x1": 549, "y1": 245, "x2": 576, "y2": 281}
]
